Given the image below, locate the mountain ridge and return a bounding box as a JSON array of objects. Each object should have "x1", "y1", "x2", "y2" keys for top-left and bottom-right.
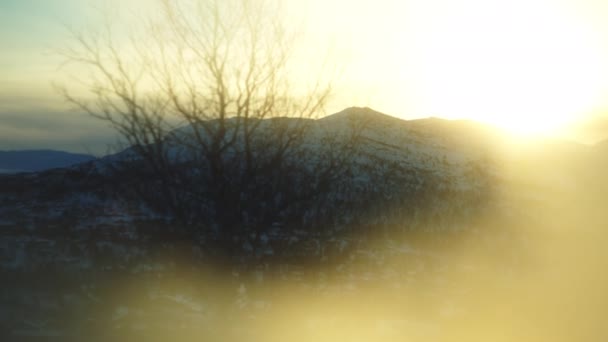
[{"x1": 0, "y1": 149, "x2": 96, "y2": 173}]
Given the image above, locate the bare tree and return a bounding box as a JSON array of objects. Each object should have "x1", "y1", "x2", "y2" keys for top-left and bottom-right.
[{"x1": 58, "y1": 0, "x2": 364, "y2": 254}]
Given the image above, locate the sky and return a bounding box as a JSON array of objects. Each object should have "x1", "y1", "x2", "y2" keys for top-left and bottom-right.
[{"x1": 3, "y1": 0, "x2": 608, "y2": 152}]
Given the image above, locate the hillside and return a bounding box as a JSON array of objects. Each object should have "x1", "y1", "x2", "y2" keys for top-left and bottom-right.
[
  {"x1": 0, "y1": 149, "x2": 96, "y2": 173},
  {"x1": 1, "y1": 107, "x2": 607, "y2": 341}
]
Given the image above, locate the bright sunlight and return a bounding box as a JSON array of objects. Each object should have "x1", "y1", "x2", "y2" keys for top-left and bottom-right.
[{"x1": 404, "y1": 0, "x2": 606, "y2": 136}]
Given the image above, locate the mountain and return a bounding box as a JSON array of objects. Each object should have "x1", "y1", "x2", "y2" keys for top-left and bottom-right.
[
  {"x1": 95, "y1": 106, "x2": 509, "y2": 234},
  {"x1": 0, "y1": 107, "x2": 520, "y2": 282},
  {"x1": 0, "y1": 149, "x2": 96, "y2": 173},
  {"x1": 2, "y1": 107, "x2": 608, "y2": 340},
  {"x1": 1, "y1": 107, "x2": 513, "y2": 240}
]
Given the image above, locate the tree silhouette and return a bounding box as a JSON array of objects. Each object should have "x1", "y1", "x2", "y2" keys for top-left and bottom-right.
[{"x1": 58, "y1": 0, "x2": 362, "y2": 255}]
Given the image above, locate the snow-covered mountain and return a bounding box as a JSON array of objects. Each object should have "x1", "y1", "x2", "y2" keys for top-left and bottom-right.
[
  {"x1": 3, "y1": 107, "x2": 602, "y2": 237},
  {"x1": 0, "y1": 107, "x2": 510, "y2": 265},
  {"x1": 3, "y1": 107, "x2": 604, "y2": 238},
  {"x1": 2, "y1": 107, "x2": 608, "y2": 340},
  {"x1": 86, "y1": 106, "x2": 509, "y2": 238},
  {"x1": 108, "y1": 106, "x2": 505, "y2": 188}
]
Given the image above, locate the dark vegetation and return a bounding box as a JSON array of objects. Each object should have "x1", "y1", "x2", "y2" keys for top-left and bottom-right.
[{"x1": 0, "y1": 154, "x2": 503, "y2": 341}]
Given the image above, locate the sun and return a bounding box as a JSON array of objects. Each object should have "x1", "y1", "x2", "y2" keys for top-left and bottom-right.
[{"x1": 407, "y1": 0, "x2": 606, "y2": 137}]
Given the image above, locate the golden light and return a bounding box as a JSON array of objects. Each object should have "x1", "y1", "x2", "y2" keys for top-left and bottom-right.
[{"x1": 405, "y1": 0, "x2": 606, "y2": 136}]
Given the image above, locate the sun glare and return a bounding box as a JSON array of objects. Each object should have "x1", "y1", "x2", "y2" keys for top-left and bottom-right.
[{"x1": 406, "y1": 0, "x2": 606, "y2": 136}]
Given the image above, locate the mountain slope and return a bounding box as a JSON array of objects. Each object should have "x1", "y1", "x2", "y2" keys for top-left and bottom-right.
[
  {"x1": 0, "y1": 150, "x2": 96, "y2": 173},
  {"x1": 2, "y1": 107, "x2": 608, "y2": 341}
]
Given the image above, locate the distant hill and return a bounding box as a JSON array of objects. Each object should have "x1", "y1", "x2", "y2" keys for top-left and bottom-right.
[{"x1": 0, "y1": 150, "x2": 96, "y2": 173}]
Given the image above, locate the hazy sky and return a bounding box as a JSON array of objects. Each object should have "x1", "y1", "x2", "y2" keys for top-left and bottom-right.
[{"x1": 3, "y1": 0, "x2": 608, "y2": 152}]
